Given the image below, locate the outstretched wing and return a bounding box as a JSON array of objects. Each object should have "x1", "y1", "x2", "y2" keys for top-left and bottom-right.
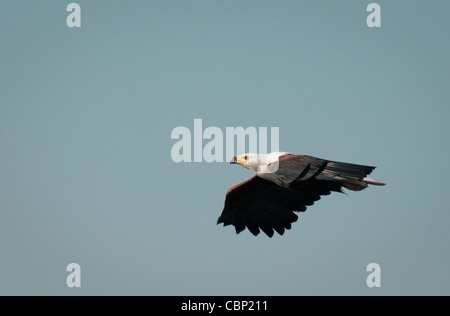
[
  {"x1": 217, "y1": 176, "x2": 339, "y2": 237},
  {"x1": 276, "y1": 155, "x2": 379, "y2": 191}
]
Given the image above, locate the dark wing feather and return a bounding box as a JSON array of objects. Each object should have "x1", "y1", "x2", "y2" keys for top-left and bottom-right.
[
  {"x1": 274, "y1": 154, "x2": 328, "y2": 182},
  {"x1": 217, "y1": 176, "x2": 332, "y2": 237},
  {"x1": 277, "y1": 155, "x2": 377, "y2": 191}
]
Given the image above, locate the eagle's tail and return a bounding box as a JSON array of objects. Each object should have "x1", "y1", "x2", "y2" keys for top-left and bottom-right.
[{"x1": 363, "y1": 177, "x2": 386, "y2": 186}]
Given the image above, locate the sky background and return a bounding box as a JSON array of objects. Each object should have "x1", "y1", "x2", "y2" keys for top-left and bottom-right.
[{"x1": 1, "y1": 0, "x2": 449, "y2": 295}]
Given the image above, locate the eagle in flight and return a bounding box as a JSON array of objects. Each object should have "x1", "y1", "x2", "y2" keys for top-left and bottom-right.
[{"x1": 217, "y1": 152, "x2": 385, "y2": 237}]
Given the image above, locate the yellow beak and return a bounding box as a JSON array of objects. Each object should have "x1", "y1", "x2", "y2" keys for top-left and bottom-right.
[{"x1": 230, "y1": 155, "x2": 247, "y2": 165}]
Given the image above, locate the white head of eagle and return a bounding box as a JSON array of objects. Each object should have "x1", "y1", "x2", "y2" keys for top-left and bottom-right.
[{"x1": 230, "y1": 152, "x2": 289, "y2": 175}]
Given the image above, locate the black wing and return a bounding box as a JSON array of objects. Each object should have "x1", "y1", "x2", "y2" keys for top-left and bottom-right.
[
  {"x1": 276, "y1": 155, "x2": 377, "y2": 191},
  {"x1": 217, "y1": 176, "x2": 340, "y2": 237}
]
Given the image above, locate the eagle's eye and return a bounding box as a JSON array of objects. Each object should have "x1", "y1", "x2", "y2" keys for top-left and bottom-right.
[{"x1": 244, "y1": 156, "x2": 248, "y2": 161}]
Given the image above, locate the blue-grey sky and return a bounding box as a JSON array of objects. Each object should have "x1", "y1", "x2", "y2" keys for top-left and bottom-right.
[{"x1": 1, "y1": 1, "x2": 449, "y2": 295}]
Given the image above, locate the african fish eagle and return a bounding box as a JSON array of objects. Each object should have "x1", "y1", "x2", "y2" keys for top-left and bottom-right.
[{"x1": 217, "y1": 152, "x2": 385, "y2": 237}]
